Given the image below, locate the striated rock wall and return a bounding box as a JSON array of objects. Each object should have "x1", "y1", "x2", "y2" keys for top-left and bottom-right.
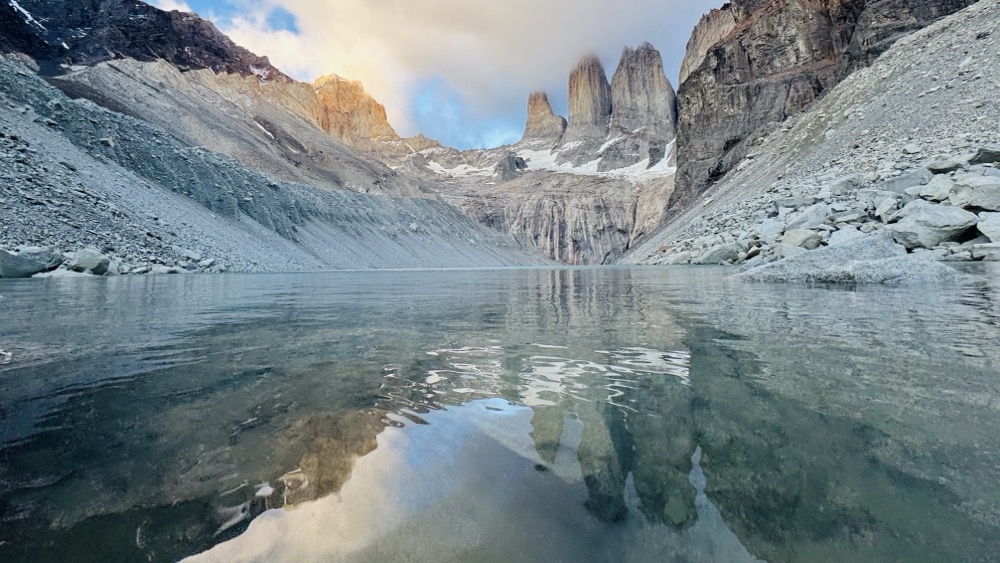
[
  {"x1": 673, "y1": 0, "x2": 977, "y2": 210},
  {"x1": 442, "y1": 174, "x2": 641, "y2": 265},
  {"x1": 520, "y1": 91, "x2": 567, "y2": 143},
  {"x1": 562, "y1": 55, "x2": 613, "y2": 144}
]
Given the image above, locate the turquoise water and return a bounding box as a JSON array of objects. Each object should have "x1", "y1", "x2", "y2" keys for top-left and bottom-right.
[{"x1": 1, "y1": 266, "x2": 999, "y2": 562}]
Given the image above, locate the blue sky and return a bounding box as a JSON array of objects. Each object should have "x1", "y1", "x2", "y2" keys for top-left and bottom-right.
[{"x1": 151, "y1": 0, "x2": 721, "y2": 149}]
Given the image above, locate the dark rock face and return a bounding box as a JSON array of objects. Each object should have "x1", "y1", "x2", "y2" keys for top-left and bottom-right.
[
  {"x1": 674, "y1": 0, "x2": 977, "y2": 209},
  {"x1": 520, "y1": 91, "x2": 567, "y2": 143},
  {"x1": 839, "y1": 0, "x2": 982, "y2": 75},
  {"x1": 609, "y1": 42, "x2": 677, "y2": 140},
  {"x1": 0, "y1": 0, "x2": 285, "y2": 80},
  {"x1": 562, "y1": 55, "x2": 613, "y2": 144}
]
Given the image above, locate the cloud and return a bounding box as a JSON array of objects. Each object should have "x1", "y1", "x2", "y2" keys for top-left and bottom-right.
[
  {"x1": 149, "y1": 0, "x2": 194, "y2": 12},
  {"x1": 207, "y1": 0, "x2": 722, "y2": 148}
]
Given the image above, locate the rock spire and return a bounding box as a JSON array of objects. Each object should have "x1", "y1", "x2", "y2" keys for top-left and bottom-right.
[
  {"x1": 520, "y1": 91, "x2": 567, "y2": 143},
  {"x1": 609, "y1": 42, "x2": 677, "y2": 139},
  {"x1": 562, "y1": 54, "x2": 612, "y2": 143}
]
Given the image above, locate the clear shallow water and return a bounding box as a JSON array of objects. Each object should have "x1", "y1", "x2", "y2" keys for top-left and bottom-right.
[{"x1": 1, "y1": 266, "x2": 999, "y2": 562}]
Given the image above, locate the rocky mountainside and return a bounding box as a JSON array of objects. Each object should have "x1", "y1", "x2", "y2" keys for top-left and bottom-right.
[
  {"x1": 0, "y1": 55, "x2": 546, "y2": 275},
  {"x1": 388, "y1": 44, "x2": 680, "y2": 264},
  {"x1": 624, "y1": 0, "x2": 1000, "y2": 270},
  {"x1": 672, "y1": 0, "x2": 978, "y2": 210},
  {"x1": 0, "y1": 0, "x2": 285, "y2": 79},
  {"x1": 0, "y1": 1, "x2": 547, "y2": 276}
]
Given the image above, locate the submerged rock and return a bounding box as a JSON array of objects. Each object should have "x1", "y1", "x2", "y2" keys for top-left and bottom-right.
[{"x1": 733, "y1": 235, "x2": 961, "y2": 285}]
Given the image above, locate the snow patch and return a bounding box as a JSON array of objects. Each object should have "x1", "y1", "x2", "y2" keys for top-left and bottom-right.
[{"x1": 9, "y1": 0, "x2": 47, "y2": 31}]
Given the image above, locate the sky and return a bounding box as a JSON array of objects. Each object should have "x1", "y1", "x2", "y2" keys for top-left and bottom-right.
[{"x1": 150, "y1": 0, "x2": 721, "y2": 149}]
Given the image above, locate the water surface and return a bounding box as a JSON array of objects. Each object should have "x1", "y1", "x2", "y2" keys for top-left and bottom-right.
[{"x1": 1, "y1": 266, "x2": 999, "y2": 562}]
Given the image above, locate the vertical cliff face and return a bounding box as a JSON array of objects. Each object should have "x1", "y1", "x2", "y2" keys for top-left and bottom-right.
[
  {"x1": 678, "y1": 5, "x2": 737, "y2": 86},
  {"x1": 520, "y1": 91, "x2": 567, "y2": 144},
  {"x1": 609, "y1": 42, "x2": 677, "y2": 139},
  {"x1": 313, "y1": 75, "x2": 401, "y2": 148},
  {"x1": 672, "y1": 0, "x2": 976, "y2": 209},
  {"x1": 562, "y1": 55, "x2": 613, "y2": 144}
]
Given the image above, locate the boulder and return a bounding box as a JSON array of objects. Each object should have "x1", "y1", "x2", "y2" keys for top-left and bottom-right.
[
  {"x1": 15, "y1": 246, "x2": 63, "y2": 269},
  {"x1": 775, "y1": 196, "x2": 815, "y2": 210},
  {"x1": 880, "y1": 168, "x2": 932, "y2": 194},
  {"x1": 68, "y1": 247, "x2": 111, "y2": 275},
  {"x1": 924, "y1": 156, "x2": 967, "y2": 174},
  {"x1": 977, "y1": 212, "x2": 1000, "y2": 242},
  {"x1": 784, "y1": 203, "x2": 830, "y2": 231},
  {"x1": 782, "y1": 229, "x2": 822, "y2": 250},
  {"x1": 874, "y1": 197, "x2": 898, "y2": 220},
  {"x1": 950, "y1": 174, "x2": 1000, "y2": 210},
  {"x1": 0, "y1": 249, "x2": 55, "y2": 278},
  {"x1": 733, "y1": 235, "x2": 960, "y2": 285},
  {"x1": 970, "y1": 243, "x2": 1000, "y2": 260},
  {"x1": 969, "y1": 144, "x2": 1000, "y2": 165},
  {"x1": 771, "y1": 243, "x2": 808, "y2": 260},
  {"x1": 692, "y1": 242, "x2": 743, "y2": 265},
  {"x1": 886, "y1": 200, "x2": 979, "y2": 249},
  {"x1": 752, "y1": 217, "x2": 786, "y2": 243},
  {"x1": 663, "y1": 251, "x2": 693, "y2": 265},
  {"x1": 828, "y1": 226, "x2": 867, "y2": 246},
  {"x1": 858, "y1": 189, "x2": 900, "y2": 210},
  {"x1": 918, "y1": 175, "x2": 953, "y2": 202},
  {"x1": 828, "y1": 174, "x2": 863, "y2": 195}
]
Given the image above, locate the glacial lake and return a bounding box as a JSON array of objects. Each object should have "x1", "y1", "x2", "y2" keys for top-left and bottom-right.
[{"x1": 1, "y1": 266, "x2": 999, "y2": 562}]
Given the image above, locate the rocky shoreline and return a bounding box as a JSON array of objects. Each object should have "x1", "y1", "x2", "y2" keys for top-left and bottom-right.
[{"x1": 652, "y1": 145, "x2": 1000, "y2": 270}]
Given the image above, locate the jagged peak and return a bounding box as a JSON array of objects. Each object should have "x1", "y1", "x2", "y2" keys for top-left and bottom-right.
[{"x1": 313, "y1": 73, "x2": 362, "y2": 89}]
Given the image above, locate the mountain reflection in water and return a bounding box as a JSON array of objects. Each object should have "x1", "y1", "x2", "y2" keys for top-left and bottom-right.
[{"x1": 1, "y1": 266, "x2": 998, "y2": 562}]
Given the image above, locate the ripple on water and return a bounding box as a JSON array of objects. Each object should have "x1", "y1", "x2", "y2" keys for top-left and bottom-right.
[{"x1": 407, "y1": 343, "x2": 691, "y2": 410}]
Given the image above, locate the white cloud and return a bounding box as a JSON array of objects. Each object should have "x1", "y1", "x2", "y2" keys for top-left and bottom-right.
[
  {"x1": 149, "y1": 0, "x2": 194, "y2": 12},
  {"x1": 215, "y1": 0, "x2": 722, "y2": 148}
]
